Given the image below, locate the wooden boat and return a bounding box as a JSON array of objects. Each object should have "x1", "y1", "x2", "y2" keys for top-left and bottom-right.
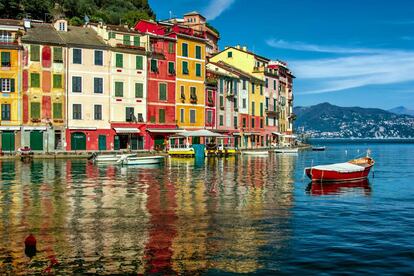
[
  {"x1": 312, "y1": 146, "x2": 326, "y2": 151},
  {"x1": 90, "y1": 153, "x2": 136, "y2": 163},
  {"x1": 305, "y1": 156, "x2": 375, "y2": 182},
  {"x1": 118, "y1": 155, "x2": 165, "y2": 166},
  {"x1": 274, "y1": 148, "x2": 299, "y2": 154}
]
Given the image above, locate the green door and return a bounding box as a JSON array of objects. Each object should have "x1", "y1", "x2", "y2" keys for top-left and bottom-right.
[
  {"x1": 234, "y1": 137, "x2": 239, "y2": 149},
  {"x1": 131, "y1": 136, "x2": 138, "y2": 150},
  {"x1": 30, "y1": 131, "x2": 43, "y2": 151},
  {"x1": 1, "y1": 131, "x2": 15, "y2": 152},
  {"x1": 98, "y1": 135, "x2": 106, "y2": 151},
  {"x1": 154, "y1": 136, "x2": 164, "y2": 150},
  {"x1": 193, "y1": 137, "x2": 200, "y2": 144},
  {"x1": 71, "y1": 132, "x2": 86, "y2": 150},
  {"x1": 114, "y1": 135, "x2": 120, "y2": 150}
]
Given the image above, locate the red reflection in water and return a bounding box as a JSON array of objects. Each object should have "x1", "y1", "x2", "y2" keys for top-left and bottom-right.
[{"x1": 308, "y1": 179, "x2": 371, "y2": 196}]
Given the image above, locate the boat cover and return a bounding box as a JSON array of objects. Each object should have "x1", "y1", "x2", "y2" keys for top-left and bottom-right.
[{"x1": 310, "y1": 162, "x2": 365, "y2": 173}]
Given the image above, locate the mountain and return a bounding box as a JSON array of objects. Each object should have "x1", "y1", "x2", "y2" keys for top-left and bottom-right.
[
  {"x1": 388, "y1": 106, "x2": 414, "y2": 116},
  {"x1": 294, "y1": 102, "x2": 414, "y2": 138}
]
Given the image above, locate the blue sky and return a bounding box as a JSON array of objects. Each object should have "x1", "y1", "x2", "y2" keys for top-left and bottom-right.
[{"x1": 149, "y1": 0, "x2": 414, "y2": 109}]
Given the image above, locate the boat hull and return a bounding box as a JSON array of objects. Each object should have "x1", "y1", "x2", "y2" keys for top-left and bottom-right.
[
  {"x1": 122, "y1": 156, "x2": 165, "y2": 165},
  {"x1": 274, "y1": 148, "x2": 298, "y2": 154},
  {"x1": 305, "y1": 165, "x2": 373, "y2": 182}
]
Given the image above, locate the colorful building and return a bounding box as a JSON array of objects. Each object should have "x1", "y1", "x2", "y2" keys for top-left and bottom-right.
[
  {"x1": 21, "y1": 21, "x2": 66, "y2": 152},
  {"x1": 204, "y1": 67, "x2": 217, "y2": 130},
  {"x1": 0, "y1": 19, "x2": 24, "y2": 152},
  {"x1": 135, "y1": 20, "x2": 179, "y2": 151}
]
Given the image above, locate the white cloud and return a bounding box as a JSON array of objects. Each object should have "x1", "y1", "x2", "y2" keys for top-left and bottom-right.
[{"x1": 203, "y1": 0, "x2": 235, "y2": 20}]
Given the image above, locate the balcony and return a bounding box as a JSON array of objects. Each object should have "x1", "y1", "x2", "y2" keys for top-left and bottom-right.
[
  {"x1": 205, "y1": 77, "x2": 218, "y2": 86},
  {"x1": 116, "y1": 41, "x2": 147, "y2": 52},
  {"x1": 207, "y1": 97, "x2": 215, "y2": 107}
]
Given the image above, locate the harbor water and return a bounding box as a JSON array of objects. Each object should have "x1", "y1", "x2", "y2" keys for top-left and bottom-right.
[{"x1": 1, "y1": 141, "x2": 414, "y2": 274}]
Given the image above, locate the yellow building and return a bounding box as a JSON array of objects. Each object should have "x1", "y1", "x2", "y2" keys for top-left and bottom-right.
[
  {"x1": 0, "y1": 19, "x2": 24, "y2": 152},
  {"x1": 174, "y1": 26, "x2": 206, "y2": 129}
]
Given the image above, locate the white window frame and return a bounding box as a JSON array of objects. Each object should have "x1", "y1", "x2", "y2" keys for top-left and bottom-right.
[{"x1": 1, "y1": 79, "x2": 11, "y2": 93}]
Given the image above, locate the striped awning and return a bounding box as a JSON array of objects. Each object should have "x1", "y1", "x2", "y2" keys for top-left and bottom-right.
[{"x1": 114, "y1": 128, "x2": 140, "y2": 134}]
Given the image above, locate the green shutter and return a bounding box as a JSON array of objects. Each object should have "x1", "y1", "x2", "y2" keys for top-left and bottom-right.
[
  {"x1": 134, "y1": 36, "x2": 140, "y2": 46},
  {"x1": 115, "y1": 82, "x2": 123, "y2": 97},
  {"x1": 168, "y1": 62, "x2": 175, "y2": 74},
  {"x1": 196, "y1": 63, "x2": 201, "y2": 77},
  {"x1": 182, "y1": 43, "x2": 188, "y2": 57},
  {"x1": 1, "y1": 52, "x2": 10, "y2": 65},
  {"x1": 151, "y1": 59, "x2": 158, "y2": 72},
  {"x1": 10, "y1": 79, "x2": 15, "y2": 92},
  {"x1": 182, "y1": 61, "x2": 188, "y2": 74},
  {"x1": 135, "y1": 83, "x2": 143, "y2": 98},
  {"x1": 53, "y1": 47, "x2": 62, "y2": 63},
  {"x1": 30, "y1": 45, "x2": 40, "y2": 61},
  {"x1": 30, "y1": 102, "x2": 40, "y2": 119},
  {"x1": 123, "y1": 35, "x2": 130, "y2": 45},
  {"x1": 260, "y1": 103, "x2": 263, "y2": 116},
  {"x1": 53, "y1": 74, "x2": 62, "y2": 88},
  {"x1": 30, "y1": 73, "x2": 40, "y2": 88},
  {"x1": 116, "y1": 53, "x2": 123, "y2": 68},
  {"x1": 53, "y1": 103, "x2": 62, "y2": 119},
  {"x1": 159, "y1": 109, "x2": 165, "y2": 123},
  {"x1": 168, "y1": 42, "x2": 174, "y2": 53},
  {"x1": 159, "y1": 83, "x2": 167, "y2": 101},
  {"x1": 196, "y1": 46, "x2": 201, "y2": 59},
  {"x1": 136, "y1": 55, "x2": 143, "y2": 70}
]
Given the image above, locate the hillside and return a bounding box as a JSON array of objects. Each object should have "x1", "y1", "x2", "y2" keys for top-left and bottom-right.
[
  {"x1": 388, "y1": 106, "x2": 414, "y2": 116},
  {"x1": 0, "y1": 0, "x2": 155, "y2": 26},
  {"x1": 294, "y1": 103, "x2": 414, "y2": 138}
]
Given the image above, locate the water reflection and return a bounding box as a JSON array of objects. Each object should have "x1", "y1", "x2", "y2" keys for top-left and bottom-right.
[
  {"x1": 0, "y1": 156, "x2": 296, "y2": 274},
  {"x1": 306, "y1": 179, "x2": 372, "y2": 196}
]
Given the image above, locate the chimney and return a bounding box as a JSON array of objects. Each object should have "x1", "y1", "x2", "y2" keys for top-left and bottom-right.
[
  {"x1": 235, "y1": 45, "x2": 241, "y2": 49},
  {"x1": 242, "y1": 46, "x2": 247, "y2": 51},
  {"x1": 23, "y1": 18, "x2": 31, "y2": 29}
]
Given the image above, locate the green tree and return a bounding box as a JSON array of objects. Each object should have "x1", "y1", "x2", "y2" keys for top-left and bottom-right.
[{"x1": 122, "y1": 10, "x2": 151, "y2": 27}]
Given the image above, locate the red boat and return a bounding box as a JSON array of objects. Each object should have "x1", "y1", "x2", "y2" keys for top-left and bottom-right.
[{"x1": 305, "y1": 156, "x2": 375, "y2": 182}]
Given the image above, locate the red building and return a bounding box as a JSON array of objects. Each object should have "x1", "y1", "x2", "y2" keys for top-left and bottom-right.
[
  {"x1": 205, "y1": 69, "x2": 217, "y2": 129},
  {"x1": 135, "y1": 20, "x2": 178, "y2": 151}
]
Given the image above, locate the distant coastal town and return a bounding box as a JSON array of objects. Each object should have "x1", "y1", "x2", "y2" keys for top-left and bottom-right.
[{"x1": 0, "y1": 11, "x2": 294, "y2": 154}]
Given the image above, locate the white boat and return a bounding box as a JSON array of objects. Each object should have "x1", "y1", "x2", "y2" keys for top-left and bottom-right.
[
  {"x1": 90, "y1": 153, "x2": 136, "y2": 163},
  {"x1": 274, "y1": 148, "x2": 299, "y2": 154},
  {"x1": 118, "y1": 155, "x2": 165, "y2": 166},
  {"x1": 242, "y1": 150, "x2": 269, "y2": 156}
]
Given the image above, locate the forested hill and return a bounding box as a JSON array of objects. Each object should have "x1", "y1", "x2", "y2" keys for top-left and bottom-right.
[
  {"x1": 294, "y1": 103, "x2": 414, "y2": 138},
  {"x1": 0, "y1": 0, "x2": 155, "y2": 26}
]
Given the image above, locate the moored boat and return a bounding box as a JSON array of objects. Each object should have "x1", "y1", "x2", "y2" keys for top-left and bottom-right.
[
  {"x1": 90, "y1": 153, "x2": 136, "y2": 163},
  {"x1": 118, "y1": 155, "x2": 165, "y2": 166},
  {"x1": 274, "y1": 148, "x2": 299, "y2": 154},
  {"x1": 305, "y1": 156, "x2": 375, "y2": 182},
  {"x1": 242, "y1": 150, "x2": 269, "y2": 156},
  {"x1": 312, "y1": 146, "x2": 326, "y2": 151}
]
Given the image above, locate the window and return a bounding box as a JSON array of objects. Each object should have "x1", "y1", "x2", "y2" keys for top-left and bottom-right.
[
  {"x1": 190, "y1": 110, "x2": 196, "y2": 124},
  {"x1": 168, "y1": 62, "x2": 175, "y2": 75},
  {"x1": 252, "y1": 83, "x2": 255, "y2": 94},
  {"x1": 219, "y1": 115, "x2": 224, "y2": 126},
  {"x1": 266, "y1": 97, "x2": 269, "y2": 109},
  {"x1": 242, "y1": 118, "x2": 247, "y2": 128},
  {"x1": 0, "y1": 31, "x2": 12, "y2": 43},
  {"x1": 115, "y1": 53, "x2": 123, "y2": 68},
  {"x1": 219, "y1": 79, "x2": 224, "y2": 93},
  {"x1": 30, "y1": 73, "x2": 40, "y2": 88},
  {"x1": 260, "y1": 119, "x2": 263, "y2": 128},
  {"x1": 73, "y1": 48, "x2": 82, "y2": 64},
  {"x1": 53, "y1": 103, "x2": 62, "y2": 119},
  {"x1": 30, "y1": 45, "x2": 40, "y2": 61},
  {"x1": 1, "y1": 104, "x2": 10, "y2": 121},
  {"x1": 151, "y1": 59, "x2": 158, "y2": 72},
  {"x1": 274, "y1": 80, "x2": 277, "y2": 90},
  {"x1": 252, "y1": 101, "x2": 255, "y2": 116},
  {"x1": 31, "y1": 102, "x2": 41, "y2": 119},
  {"x1": 115, "y1": 81, "x2": 123, "y2": 97},
  {"x1": 195, "y1": 63, "x2": 201, "y2": 77},
  {"x1": 243, "y1": 80, "x2": 246, "y2": 90},
  {"x1": 195, "y1": 45, "x2": 202, "y2": 59},
  {"x1": 53, "y1": 74, "x2": 62, "y2": 88},
  {"x1": 265, "y1": 78, "x2": 268, "y2": 88},
  {"x1": 182, "y1": 61, "x2": 189, "y2": 75},
  {"x1": 159, "y1": 109, "x2": 165, "y2": 123},
  {"x1": 251, "y1": 118, "x2": 255, "y2": 128},
  {"x1": 94, "y1": 105, "x2": 102, "y2": 120},
  {"x1": 1, "y1": 78, "x2": 14, "y2": 92},
  {"x1": 126, "y1": 107, "x2": 134, "y2": 122},
  {"x1": 243, "y1": 98, "x2": 247, "y2": 109},
  {"x1": 53, "y1": 47, "x2": 63, "y2": 63},
  {"x1": 72, "y1": 104, "x2": 82, "y2": 119},
  {"x1": 234, "y1": 98, "x2": 238, "y2": 109},
  {"x1": 59, "y1": 22, "x2": 65, "y2": 31},
  {"x1": 182, "y1": 43, "x2": 188, "y2": 57},
  {"x1": 137, "y1": 113, "x2": 144, "y2": 122},
  {"x1": 134, "y1": 36, "x2": 140, "y2": 46},
  {"x1": 136, "y1": 55, "x2": 143, "y2": 70},
  {"x1": 108, "y1": 32, "x2": 116, "y2": 39},
  {"x1": 228, "y1": 51, "x2": 233, "y2": 58},
  {"x1": 168, "y1": 42, "x2": 174, "y2": 54},
  {"x1": 207, "y1": 110, "x2": 213, "y2": 124},
  {"x1": 1, "y1": 52, "x2": 11, "y2": 67},
  {"x1": 180, "y1": 86, "x2": 185, "y2": 99},
  {"x1": 220, "y1": 95, "x2": 224, "y2": 107},
  {"x1": 123, "y1": 35, "x2": 130, "y2": 46},
  {"x1": 180, "y1": 108, "x2": 184, "y2": 123},
  {"x1": 190, "y1": 87, "x2": 197, "y2": 101},
  {"x1": 135, "y1": 83, "x2": 143, "y2": 98},
  {"x1": 273, "y1": 99, "x2": 277, "y2": 111},
  {"x1": 94, "y1": 77, "x2": 103, "y2": 94},
  {"x1": 234, "y1": 116, "x2": 238, "y2": 128},
  {"x1": 159, "y1": 83, "x2": 167, "y2": 101},
  {"x1": 94, "y1": 50, "x2": 103, "y2": 66},
  {"x1": 260, "y1": 84, "x2": 263, "y2": 95},
  {"x1": 150, "y1": 115, "x2": 156, "y2": 123},
  {"x1": 72, "y1": 76, "x2": 82, "y2": 92},
  {"x1": 260, "y1": 103, "x2": 263, "y2": 116}
]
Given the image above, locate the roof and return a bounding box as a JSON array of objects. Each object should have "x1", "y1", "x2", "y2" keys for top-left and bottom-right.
[
  {"x1": 21, "y1": 23, "x2": 65, "y2": 45},
  {"x1": 59, "y1": 26, "x2": 107, "y2": 49},
  {"x1": 0, "y1": 19, "x2": 23, "y2": 27},
  {"x1": 211, "y1": 61, "x2": 264, "y2": 83},
  {"x1": 183, "y1": 11, "x2": 206, "y2": 19},
  {"x1": 106, "y1": 24, "x2": 138, "y2": 34},
  {"x1": 214, "y1": 46, "x2": 270, "y2": 62}
]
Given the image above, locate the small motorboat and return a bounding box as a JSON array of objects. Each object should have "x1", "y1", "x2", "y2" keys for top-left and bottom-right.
[
  {"x1": 242, "y1": 150, "x2": 269, "y2": 156},
  {"x1": 312, "y1": 146, "x2": 326, "y2": 151},
  {"x1": 305, "y1": 156, "x2": 375, "y2": 182},
  {"x1": 274, "y1": 148, "x2": 299, "y2": 154},
  {"x1": 90, "y1": 153, "x2": 136, "y2": 163},
  {"x1": 118, "y1": 155, "x2": 165, "y2": 166}
]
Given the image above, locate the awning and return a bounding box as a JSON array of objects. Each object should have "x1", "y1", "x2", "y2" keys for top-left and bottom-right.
[
  {"x1": 178, "y1": 129, "x2": 225, "y2": 138},
  {"x1": 272, "y1": 132, "x2": 282, "y2": 136},
  {"x1": 147, "y1": 129, "x2": 184, "y2": 133},
  {"x1": 114, "y1": 127, "x2": 140, "y2": 134},
  {"x1": 23, "y1": 126, "x2": 47, "y2": 131},
  {"x1": 0, "y1": 126, "x2": 20, "y2": 131}
]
